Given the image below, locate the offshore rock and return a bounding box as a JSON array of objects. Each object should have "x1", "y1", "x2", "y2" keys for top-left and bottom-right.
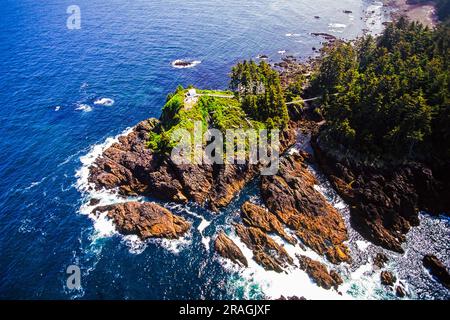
[
  {"x1": 92, "y1": 202, "x2": 190, "y2": 240},
  {"x1": 214, "y1": 231, "x2": 248, "y2": 267},
  {"x1": 423, "y1": 254, "x2": 450, "y2": 289},
  {"x1": 234, "y1": 223, "x2": 293, "y2": 273},
  {"x1": 297, "y1": 255, "x2": 343, "y2": 290}
]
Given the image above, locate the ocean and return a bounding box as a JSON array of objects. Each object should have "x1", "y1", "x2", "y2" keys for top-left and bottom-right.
[{"x1": 0, "y1": 0, "x2": 448, "y2": 300}]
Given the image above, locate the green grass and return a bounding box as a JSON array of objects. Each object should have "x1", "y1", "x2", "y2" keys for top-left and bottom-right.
[
  {"x1": 148, "y1": 87, "x2": 267, "y2": 155},
  {"x1": 197, "y1": 89, "x2": 234, "y2": 96}
]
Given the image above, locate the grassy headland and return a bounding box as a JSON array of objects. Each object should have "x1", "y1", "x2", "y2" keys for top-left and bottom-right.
[{"x1": 148, "y1": 60, "x2": 291, "y2": 155}]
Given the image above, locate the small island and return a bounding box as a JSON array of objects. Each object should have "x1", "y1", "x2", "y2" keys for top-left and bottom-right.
[{"x1": 171, "y1": 59, "x2": 202, "y2": 68}]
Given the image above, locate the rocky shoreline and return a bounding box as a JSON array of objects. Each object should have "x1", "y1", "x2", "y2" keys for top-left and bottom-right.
[
  {"x1": 85, "y1": 85, "x2": 449, "y2": 295},
  {"x1": 88, "y1": 116, "x2": 298, "y2": 212},
  {"x1": 84, "y1": 15, "x2": 449, "y2": 295},
  {"x1": 311, "y1": 136, "x2": 450, "y2": 253},
  {"x1": 85, "y1": 99, "x2": 355, "y2": 291}
]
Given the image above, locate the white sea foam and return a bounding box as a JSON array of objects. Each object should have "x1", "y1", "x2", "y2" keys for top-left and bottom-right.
[
  {"x1": 75, "y1": 104, "x2": 92, "y2": 112},
  {"x1": 169, "y1": 203, "x2": 212, "y2": 250},
  {"x1": 278, "y1": 50, "x2": 286, "y2": 54},
  {"x1": 356, "y1": 240, "x2": 371, "y2": 252},
  {"x1": 75, "y1": 126, "x2": 135, "y2": 238},
  {"x1": 24, "y1": 177, "x2": 47, "y2": 190},
  {"x1": 94, "y1": 98, "x2": 115, "y2": 106},
  {"x1": 122, "y1": 235, "x2": 147, "y2": 255},
  {"x1": 158, "y1": 232, "x2": 193, "y2": 254},
  {"x1": 229, "y1": 227, "x2": 401, "y2": 300},
  {"x1": 328, "y1": 23, "x2": 347, "y2": 33},
  {"x1": 365, "y1": 1, "x2": 384, "y2": 35},
  {"x1": 171, "y1": 59, "x2": 202, "y2": 69},
  {"x1": 225, "y1": 232, "x2": 348, "y2": 300}
]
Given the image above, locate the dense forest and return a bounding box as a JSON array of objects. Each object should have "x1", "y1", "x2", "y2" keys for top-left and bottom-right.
[
  {"x1": 311, "y1": 17, "x2": 449, "y2": 164},
  {"x1": 150, "y1": 16, "x2": 449, "y2": 164},
  {"x1": 230, "y1": 60, "x2": 289, "y2": 129}
]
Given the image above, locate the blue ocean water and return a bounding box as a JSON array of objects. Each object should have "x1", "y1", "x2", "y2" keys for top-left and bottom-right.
[{"x1": 1, "y1": 0, "x2": 448, "y2": 300}]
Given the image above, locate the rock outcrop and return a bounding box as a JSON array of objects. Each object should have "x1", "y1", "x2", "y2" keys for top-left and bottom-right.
[
  {"x1": 234, "y1": 223, "x2": 293, "y2": 273},
  {"x1": 89, "y1": 118, "x2": 298, "y2": 212},
  {"x1": 241, "y1": 202, "x2": 296, "y2": 245},
  {"x1": 423, "y1": 254, "x2": 450, "y2": 289},
  {"x1": 380, "y1": 271, "x2": 396, "y2": 287},
  {"x1": 312, "y1": 138, "x2": 449, "y2": 253},
  {"x1": 297, "y1": 255, "x2": 343, "y2": 290},
  {"x1": 261, "y1": 152, "x2": 350, "y2": 264},
  {"x1": 89, "y1": 119, "x2": 160, "y2": 196},
  {"x1": 373, "y1": 253, "x2": 389, "y2": 269},
  {"x1": 214, "y1": 231, "x2": 248, "y2": 267},
  {"x1": 92, "y1": 202, "x2": 190, "y2": 240},
  {"x1": 395, "y1": 285, "x2": 407, "y2": 298}
]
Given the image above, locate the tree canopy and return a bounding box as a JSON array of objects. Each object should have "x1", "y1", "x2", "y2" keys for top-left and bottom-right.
[
  {"x1": 312, "y1": 17, "x2": 449, "y2": 163},
  {"x1": 230, "y1": 60, "x2": 289, "y2": 129}
]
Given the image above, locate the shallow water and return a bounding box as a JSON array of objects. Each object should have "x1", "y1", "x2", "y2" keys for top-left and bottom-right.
[{"x1": 2, "y1": 0, "x2": 447, "y2": 300}]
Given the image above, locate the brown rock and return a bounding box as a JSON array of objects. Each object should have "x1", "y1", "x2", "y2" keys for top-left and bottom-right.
[
  {"x1": 297, "y1": 255, "x2": 343, "y2": 290},
  {"x1": 171, "y1": 162, "x2": 213, "y2": 205},
  {"x1": 214, "y1": 231, "x2": 248, "y2": 267},
  {"x1": 312, "y1": 138, "x2": 449, "y2": 253},
  {"x1": 209, "y1": 163, "x2": 259, "y2": 211},
  {"x1": 92, "y1": 202, "x2": 190, "y2": 240},
  {"x1": 234, "y1": 223, "x2": 293, "y2": 273},
  {"x1": 261, "y1": 153, "x2": 350, "y2": 264},
  {"x1": 423, "y1": 254, "x2": 450, "y2": 289},
  {"x1": 89, "y1": 198, "x2": 101, "y2": 206},
  {"x1": 373, "y1": 253, "x2": 389, "y2": 269},
  {"x1": 89, "y1": 119, "x2": 298, "y2": 212},
  {"x1": 241, "y1": 202, "x2": 296, "y2": 245},
  {"x1": 395, "y1": 285, "x2": 407, "y2": 298},
  {"x1": 88, "y1": 118, "x2": 182, "y2": 200},
  {"x1": 380, "y1": 271, "x2": 396, "y2": 286}
]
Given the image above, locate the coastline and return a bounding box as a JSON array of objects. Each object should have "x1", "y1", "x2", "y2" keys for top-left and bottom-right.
[
  {"x1": 75, "y1": 2, "x2": 449, "y2": 300},
  {"x1": 386, "y1": 0, "x2": 437, "y2": 27}
]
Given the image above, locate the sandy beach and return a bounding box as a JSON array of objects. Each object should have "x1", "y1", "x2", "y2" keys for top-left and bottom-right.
[{"x1": 386, "y1": 0, "x2": 437, "y2": 27}]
